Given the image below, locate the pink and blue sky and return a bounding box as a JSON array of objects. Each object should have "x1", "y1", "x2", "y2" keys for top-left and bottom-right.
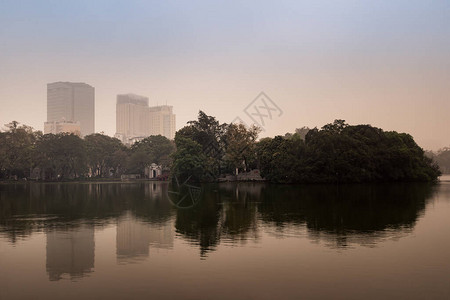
[{"x1": 1, "y1": 0, "x2": 449, "y2": 150}]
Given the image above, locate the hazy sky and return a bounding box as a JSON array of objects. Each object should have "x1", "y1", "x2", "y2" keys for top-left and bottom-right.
[{"x1": 1, "y1": 0, "x2": 449, "y2": 150}]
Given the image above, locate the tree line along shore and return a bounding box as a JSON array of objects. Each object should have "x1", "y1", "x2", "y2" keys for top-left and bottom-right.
[{"x1": 0, "y1": 113, "x2": 442, "y2": 183}]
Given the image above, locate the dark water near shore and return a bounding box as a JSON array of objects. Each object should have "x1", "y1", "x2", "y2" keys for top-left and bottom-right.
[{"x1": 1, "y1": 177, "x2": 450, "y2": 299}]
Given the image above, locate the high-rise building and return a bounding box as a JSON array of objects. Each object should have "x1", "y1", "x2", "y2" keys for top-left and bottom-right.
[
  {"x1": 44, "y1": 120, "x2": 81, "y2": 136},
  {"x1": 149, "y1": 105, "x2": 176, "y2": 140},
  {"x1": 115, "y1": 94, "x2": 149, "y2": 142},
  {"x1": 115, "y1": 94, "x2": 175, "y2": 144},
  {"x1": 46, "y1": 82, "x2": 95, "y2": 136}
]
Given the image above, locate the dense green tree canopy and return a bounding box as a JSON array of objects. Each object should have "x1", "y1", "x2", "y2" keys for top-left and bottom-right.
[
  {"x1": 175, "y1": 111, "x2": 229, "y2": 178},
  {"x1": 0, "y1": 121, "x2": 176, "y2": 180},
  {"x1": 258, "y1": 120, "x2": 441, "y2": 183},
  {"x1": 171, "y1": 136, "x2": 207, "y2": 182},
  {"x1": 35, "y1": 133, "x2": 87, "y2": 179},
  {"x1": 223, "y1": 123, "x2": 260, "y2": 173},
  {"x1": 172, "y1": 111, "x2": 261, "y2": 180},
  {"x1": 0, "y1": 121, "x2": 40, "y2": 179},
  {"x1": 0, "y1": 118, "x2": 441, "y2": 183},
  {"x1": 85, "y1": 133, "x2": 127, "y2": 177},
  {"x1": 128, "y1": 135, "x2": 175, "y2": 175}
]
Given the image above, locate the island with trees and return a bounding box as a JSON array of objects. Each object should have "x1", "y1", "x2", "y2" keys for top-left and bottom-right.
[{"x1": 0, "y1": 113, "x2": 441, "y2": 183}]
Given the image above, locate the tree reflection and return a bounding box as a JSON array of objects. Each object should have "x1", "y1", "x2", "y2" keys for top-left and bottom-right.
[
  {"x1": 258, "y1": 183, "x2": 436, "y2": 248},
  {"x1": 0, "y1": 181, "x2": 439, "y2": 258},
  {"x1": 214, "y1": 183, "x2": 260, "y2": 243},
  {"x1": 0, "y1": 182, "x2": 175, "y2": 243},
  {"x1": 174, "y1": 183, "x2": 261, "y2": 257},
  {"x1": 174, "y1": 191, "x2": 221, "y2": 258},
  {"x1": 0, "y1": 182, "x2": 178, "y2": 281}
]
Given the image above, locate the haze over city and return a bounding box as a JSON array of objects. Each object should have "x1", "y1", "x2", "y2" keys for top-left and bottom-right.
[
  {"x1": 1, "y1": 0, "x2": 449, "y2": 150},
  {"x1": 2, "y1": 2, "x2": 450, "y2": 299}
]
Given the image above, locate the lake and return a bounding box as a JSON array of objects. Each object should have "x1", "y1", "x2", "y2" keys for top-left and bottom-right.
[{"x1": 1, "y1": 177, "x2": 450, "y2": 299}]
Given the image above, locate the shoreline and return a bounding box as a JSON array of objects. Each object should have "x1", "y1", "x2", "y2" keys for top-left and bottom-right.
[{"x1": 1, "y1": 176, "x2": 448, "y2": 185}]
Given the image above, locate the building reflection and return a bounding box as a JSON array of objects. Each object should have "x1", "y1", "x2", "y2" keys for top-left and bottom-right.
[
  {"x1": 116, "y1": 211, "x2": 174, "y2": 263},
  {"x1": 145, "y1": 182, "x2": 163, "y2": 198},
  {"x1": 46, "y1": 225, "x2": 95, "y2": 281},
  {"x1": 0, "y1": 181, "x2": 439, "y2": 263}
]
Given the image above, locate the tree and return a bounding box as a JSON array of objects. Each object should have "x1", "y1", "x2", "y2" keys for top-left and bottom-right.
[
  {"x1": 256, "y1": 135, "x2": 305, "y2": 183},
  {"x1": 223, "y1": 123, "x2": 260, "y2": 174},
  {"x1": 128, "y1": 135, "x2": 175, "y2": 176},
  {"x1": 176, "y1": 111, "x2": 228, "y2": 178},
  {"x1": 321, "y1": 119, "x2": 348, "y2": 133},
  {"x1": 35, "y1": 133, "x2": 87, "y2": 180},
  {"x1": 257, "y1": 120, "x2": 440, "y2": 183},
  {"x1": 0, "y1": 121, "x2": 38, "y2": 179},
  {"x1": 110, "y1": 149, "x2": 129, "y2": 176},
  {"x1": 431, "y1": 148, "x2": 450, "y2": 174},
  {"x1": 295, "y1": 126, "x2": 311, "y2": 140},
  {"x1": 85, "y1": 134, "x2": 126, "y2": 177},
  {"x1": 171, "y1": 136, "x2": 207, "y2": 182}
]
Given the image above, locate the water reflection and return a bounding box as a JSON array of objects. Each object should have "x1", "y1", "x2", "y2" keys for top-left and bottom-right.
[
  {"x1": 0, "y1": 181, "x2": 438, "y2": 268},
  {"x1": 116, "y1": 211, "x2": 174, "y2": 263},
  {"x1": 46, "y1": 225, "x2": 95, "y2": 281},
  {"x1": 173, "y1": 183, "x2": 262, "y2": 257},
  {"x1": 0, "y1": 182, "x2": 177, "y2": 281},
  {"x1": 258, "y1": 183, "x2": 435, "y2": 248},
  {"x1": 0, "y1": 182, "x2": 174, "y2": 243}
]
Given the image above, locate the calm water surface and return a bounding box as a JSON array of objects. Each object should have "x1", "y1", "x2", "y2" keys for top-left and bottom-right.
[{"x1": 1, "y1": 177, "x2": 450, "y2": 299}]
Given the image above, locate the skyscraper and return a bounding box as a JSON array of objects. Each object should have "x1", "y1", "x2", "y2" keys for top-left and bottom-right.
[
  {"x1": 46, "y1": 82, "x2": 95, "y2": 136},
  {"x1": 115, "y1": 93, "x2": 150, "y2": 142},
  {"x1": 44, "y1": 120, "x2": 81, "y2": 136},
  {"x1": 149, "y1": 105, "x2": 176, "y2": 140},
  {"x1": 115, "y1": 94, "x2": 175, "y2": 144}
]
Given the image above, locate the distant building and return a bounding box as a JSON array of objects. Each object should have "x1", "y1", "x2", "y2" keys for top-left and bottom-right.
[
  {"x1": 44, "y1": 120, "x2": 81, "y2": 136},
  {"x1": 149, "y1": 105, "x2": 176, "y2": 140},
  {"x1": 46, "y1": 82, "x2": 95, "y2": 136},
  {"x1": 115, "y1": 94, "x2": 175, "y2": 144},
  {"x1": 115, "y1": 94, "x2": 150, "y2": 143},
  {"x1": 145, "y1": 163, "x2": 162, "y2": 179}
]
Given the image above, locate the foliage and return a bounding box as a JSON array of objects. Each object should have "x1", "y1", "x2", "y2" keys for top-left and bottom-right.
[
  {"x1": 223, "y1": 123, "x2": 260, "y2": 173},
  {"x1": 0, "y1": 121, "x2": 40, "y2": 179},
  {"x1": 0, "y1": 121, "x2": 176, "y2": 180},
  {"x1": 257, "y1": 120, "x2": 441, "y2": 183},
  {"x1": 130, "y1": 135, "x2": 175, "y2": 172},
  {"x1": 34, "y1": 133, "x2": 87, "y2": 179},
  {"x1": 171, "y1": 136, "x2": 207, "y2": 182},
  {"x1": 85, "y1": 134, "x2": 127, "y2": 177},
  {"x1": 173, "y1": 111, "x2": 262, "y2": 180},
  {"x1": 256, "y1": 135, "x2": 306, "y2": 182},
  {"x1": 295, "y1": 126, "x2": 311, "y2": 140},
  {"x1": 426, "y1": 147, "x2": 450, "y2": 174},
  {"x1": 175, "y1": 111, "x2": 229, "y2": 178},
  {"x1": 0, "y1": 118, "x2": 441, "y2": 183}
]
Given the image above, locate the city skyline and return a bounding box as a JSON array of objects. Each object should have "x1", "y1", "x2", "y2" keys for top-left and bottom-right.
[
  {"x1": 1, "y1": 0, "x2": 449, "y2": 150},
  {"x1": 1, "y1": 2, "x2": 450, "y2": 299}
]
